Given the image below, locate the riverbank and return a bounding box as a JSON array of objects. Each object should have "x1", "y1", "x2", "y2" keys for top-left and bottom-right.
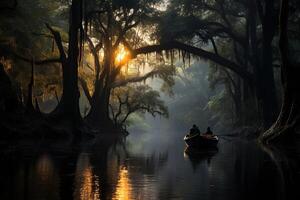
[{"x1": 0, "y1": 112, "x2": 128, "y2": 141}]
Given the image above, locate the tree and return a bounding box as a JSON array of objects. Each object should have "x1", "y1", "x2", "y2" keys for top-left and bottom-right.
[
  {"x1": 0, "y1": 0, "x2": 63, "y2": 112},
  {"x1": 0, "y1": 63, "x2": 20, "y2": 115},
  {"x1": 256, "y1": 0, "x2": 280, "y2": 127},
  {"x1": 80, "y1": 0, "x2": 174, "y2": 128},
  {"x1": 35, "y1": 0, "x2": 84, "y2": 127},
  {"x1": 208, "y1": 65, "x2": 245, "y2": 125},
  {"x1": 109, "y1": 85, "x2": 168, "y2": 127},
  {"x1": 261, "y1": 0, "x2": 300, "y2": 143},
  {"x1": 150, "y1": 0, "x2": 279, "y2": 127}
]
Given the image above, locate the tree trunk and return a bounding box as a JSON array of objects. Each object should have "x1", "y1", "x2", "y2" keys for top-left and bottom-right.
[
  {"x1": 258, "y1": 0, "x2": 279, "y2": 128},
  {"x1": 85, "y1": 37, "x2": 116, "y2": 129},
  {"x1": 86, "y1": 85, "x2": 113, "y2": 128},
  {"x1": 85, "y1": 54, "x2": 114, "y2": 128},
  {"x1": 26, "y1": 59, "x2": 35, "y2": 112},
  {"x1": 261, "y1": 0, "x2": 300, "y2": 143},
  {"x1": 233, "y1": 80, "x2": 243, "y2": 124},
  {"x1": 0, "y1": 63, "x2": 19, "y2": 115},
  {"x1": 51, "y1": 0, "x2": 82, "y2": 126},
  {"x1": 258, "y1": 43, "x2": 278, "y2": 128},
  {"x1": 247, "y1": 0, "x2": 261, "y2": 125}
]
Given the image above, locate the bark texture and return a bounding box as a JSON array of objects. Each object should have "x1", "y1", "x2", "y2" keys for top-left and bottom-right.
[{"x1": 261, "y1": 0, "x2": 300, "y2": 143}]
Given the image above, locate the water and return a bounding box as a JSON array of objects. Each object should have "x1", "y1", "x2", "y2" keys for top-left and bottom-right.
[{"x1": 1, "y1": 122, "x2": 300, "y2": 200}]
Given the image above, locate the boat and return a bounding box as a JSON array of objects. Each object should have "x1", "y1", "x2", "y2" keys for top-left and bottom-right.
[{"x1": 184, "y1": 133, "x2": 219, "y2": 148}]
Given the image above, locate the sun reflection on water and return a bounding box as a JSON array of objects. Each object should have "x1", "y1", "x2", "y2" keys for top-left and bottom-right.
[
  {"x1": 74, "y1": 153, "x2": 100, "y2": 200},
  {"x1": 113, "y1": 166, "x2": 132, "y2": 200}
]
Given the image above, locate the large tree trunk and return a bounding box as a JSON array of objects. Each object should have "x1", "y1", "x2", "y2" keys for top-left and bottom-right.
[
  {"x1": 86, "y1": 86, "x2": 113, "y2": 128},
  {"x1": 85, "y1": 48, "x2": 115, "y2": 129},
  {"x1": 258, "y1": 44, "x2": 278, "y2": 128},
  {"x1": 257, "y1": 0, "x2": 279, "y2": 128},
  {"x1": 51, "y1": 0, "x2": 82, "y2": 126},
  {"x1": 261, "y1": 0, "x2": 300, "y2": 143},
  {"x1": 247, "y1": 0, "x2": 261, "y2": 125},
  {"x1": 0, "y1": 63, "x2": 19, "y2": 115}
]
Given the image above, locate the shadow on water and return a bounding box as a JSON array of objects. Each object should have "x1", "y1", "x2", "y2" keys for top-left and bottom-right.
[{"x1": 1, "y1": 132, "x2": 300, "y2": 199}]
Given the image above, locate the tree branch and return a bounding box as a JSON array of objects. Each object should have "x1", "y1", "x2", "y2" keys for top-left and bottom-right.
[
  {"x1": 45, "y1": 23, "x2": 67, "y2": 62},
  {"x1": 79, "y1": 77, "x2": 92, "y2": 105},
  {"x1": 114, "y1": 92, "x2": 129, "y2": 124},
  {"x1": 120, "y1": 105, "x2": 164, "y2": 125},
  {"x1": 132, "y1": 41, "x2": 253, "y2": 81},
  {"x1": 210, "y1": 37, "x2": 219, "y2": 55},
  {"x1": 86, "y1": 34, "x2": 102, "y2": 79},
  {"x1": 111, "y1": 68, "x2": 168, "y2": 88},
  {"x1": 120, "y1": 110, "x2": 134, "y2": 125}
]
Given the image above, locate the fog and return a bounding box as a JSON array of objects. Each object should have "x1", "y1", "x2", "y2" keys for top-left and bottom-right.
[{"x1": 127, "y1": 58, "x2": 229, "y2": 149}]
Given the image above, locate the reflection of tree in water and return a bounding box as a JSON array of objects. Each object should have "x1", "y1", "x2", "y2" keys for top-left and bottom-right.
[
  {"x1": 259, "y1": 142, "x2": 300, "y2": 200},
  {"x1": 74, "y1": 153, "x2": 100, "y2": 200},
  {"x1": 88, "y1": 137, "x2": 169, "y2": 200},
  {"x1": 156, "y1": 138, "x2": 300, "y2": 200},
  {"x1": 0, "y1": 137, "x2": 168, "y2": 200},
  {"x1": 232, "y1": 139, "x2": 295, "y2": 200},
  {"x1": 34, "y1": 154, "x2": 60, "y2": 200},
  {"x1": 2, "y1": 138, "x2": 300, "y2": 200},
  {"x1": 0, "y1": 150, "x2": 64, "y2": 200},
  {"x1": 0, "y1": 139, "x2": 173, "y2": 200}
]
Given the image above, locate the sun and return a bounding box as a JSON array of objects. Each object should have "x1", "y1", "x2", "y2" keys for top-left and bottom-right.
[{"x1": 114, "y1": 44, "x2": 131, "y2": 66}]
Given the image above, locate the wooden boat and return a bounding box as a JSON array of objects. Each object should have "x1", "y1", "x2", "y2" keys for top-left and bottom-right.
[{"x1": 184, "y1": 133, "x2": 219, "y2": 148}]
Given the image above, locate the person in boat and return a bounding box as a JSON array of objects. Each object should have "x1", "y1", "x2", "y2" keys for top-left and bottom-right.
[
  {"x1": 189, "y1": 124, "x2": 200, "y2": 136},
  {"x1": 205, "y1": 127, "x2": 213, "y2": 136}
]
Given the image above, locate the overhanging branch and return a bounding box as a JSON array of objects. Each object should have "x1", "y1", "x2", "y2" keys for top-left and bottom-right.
[
  {"x1": 111, "y1": 68, "x2": 168, "y2": 88},
  {"x1": 132, "y1": 41, "x2": 253, "y2": 81}
]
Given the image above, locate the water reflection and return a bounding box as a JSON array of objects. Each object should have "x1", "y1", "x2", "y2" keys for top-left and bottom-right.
[
  {"x1": 184, "y1": 146, "x2": 218, "y2": 170},
  {"x1": 113, "y1": 167, "x2": 132, "y2": 200},
  {"x1": 34, "y1": 154, "x2": 60, "y2": 200},
  {"x1": 1, "y1": 135, "x2": 300, "y2": 200},
  {"x1": 74, "y1": 153, "x2": 100, "y2": 200}
]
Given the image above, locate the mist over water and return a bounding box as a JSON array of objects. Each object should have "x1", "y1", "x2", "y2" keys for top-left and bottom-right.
[{"x1": 1, "y1": 118, "x2": 294, "y2": 200}]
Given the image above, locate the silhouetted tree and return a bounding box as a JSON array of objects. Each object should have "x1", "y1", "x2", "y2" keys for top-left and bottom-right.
[
  {"x1": 261, "y1": 0, "x2": 300, "y2": 143},
  {"x1": 110, "y1": 85, "x2": 168, "y2": 127}
]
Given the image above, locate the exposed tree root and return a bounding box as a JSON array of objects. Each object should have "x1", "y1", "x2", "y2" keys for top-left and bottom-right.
[{"x1": 260, "y1": 116, "x2": 300, "y2": 144}]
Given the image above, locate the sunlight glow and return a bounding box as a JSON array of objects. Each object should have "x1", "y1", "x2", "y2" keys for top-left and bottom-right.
[
  {"x1": 115, "y1": 44, "x2": 131, "y2": 66},
  {"x1": 113, "y1": 166, "x2": 132, "y2": 200},
  {"x1": 75, "y1": 154, "x2": 100, "y2": 200}
]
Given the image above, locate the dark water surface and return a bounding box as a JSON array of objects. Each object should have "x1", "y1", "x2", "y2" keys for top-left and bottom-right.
[{"x1": 1, "y1": 122, "x2": 300, "y2": 200}]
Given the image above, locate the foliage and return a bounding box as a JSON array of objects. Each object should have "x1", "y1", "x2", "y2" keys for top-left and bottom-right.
[
  {"x1": 206, "y1": 90, "x2": 234, "y2": 125},
  {"x1": 110, "y1": 85, "x2": 168, "y2": 126},
  {"x1": 0, "y1": 0, "x2": 66, "y2": 109}
]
